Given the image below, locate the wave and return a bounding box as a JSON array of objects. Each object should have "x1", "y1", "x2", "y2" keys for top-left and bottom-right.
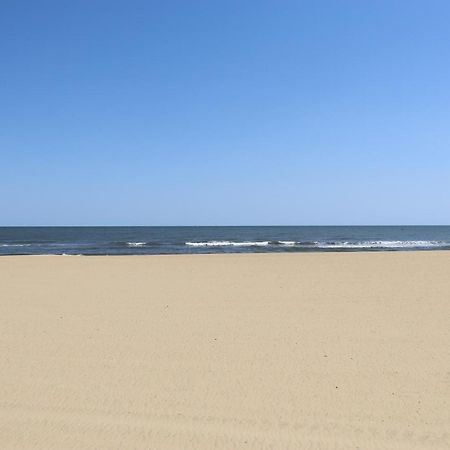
[
  {"x1": 185, "y1": 239, "x2": 447, "y2": 250},
  {"x1": 275, "y1": 240, "x2": 445, "y2": 249},
  {"x1": 277, "y1": 241, "x2": 297, "y2": 246},
  {"x1": 0, "y1": 243, "x2": 32, "y2": 247},
  {"x1": 186, "y1": 241, "x2": 270, "y2": 247},
  {"x1": 315, "y1": 240, "x2": 444, "y2": 249},
  {"x1": 127, "y1": 242, "x2": 147, "y2": 247},
  {"x1": 276, "y1": 240, "x2": 318, "y2": 246}
]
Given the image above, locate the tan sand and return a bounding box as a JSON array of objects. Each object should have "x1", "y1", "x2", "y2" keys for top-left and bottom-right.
[{"x1": 0, "y1": 252, "x2": 449, "y2": 449}]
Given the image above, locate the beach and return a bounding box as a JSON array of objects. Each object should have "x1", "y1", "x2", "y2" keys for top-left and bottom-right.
[{"x1": 1, "y1": 252, "x2": 449, "y2": 449}]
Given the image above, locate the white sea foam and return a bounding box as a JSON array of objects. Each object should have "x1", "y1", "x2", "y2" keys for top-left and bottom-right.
[
  {"x1": 278, "y1": 241, "x2": 296, "y2": 246},
  {"x1": 127, "y1": 242, "x2": 146, "y2": 247},
  {"x1": 186, "y1": 241, "x2": 269, "y2": 247},
  {"x1": 0, "y1": 243, "x2": 31, "y2": 247},
  {"x1": 185, "y1": 240, "x2": 445, "y2": 249},
  {"x1": 315, "y1": 240, "x2": 443, "y2": 249}
]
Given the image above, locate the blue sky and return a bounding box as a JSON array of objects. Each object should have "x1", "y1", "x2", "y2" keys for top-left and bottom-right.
[{"x1": 1, "y1": 0, "x2": 450, "y2": 225}]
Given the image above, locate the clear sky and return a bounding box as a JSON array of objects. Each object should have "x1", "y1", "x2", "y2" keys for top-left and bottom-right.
[{"x1": 1, "y1": 0, "x2": 450, "y2": 225}]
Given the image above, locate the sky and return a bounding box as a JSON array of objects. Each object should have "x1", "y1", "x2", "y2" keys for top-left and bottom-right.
[{"x1": 1, "y1": 0, "x2": 450, "y2": 225}]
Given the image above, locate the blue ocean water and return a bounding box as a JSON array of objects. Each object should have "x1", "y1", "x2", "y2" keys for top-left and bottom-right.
[{"x1": 1, "y1": 226, "x2": 450, "y2": 255}]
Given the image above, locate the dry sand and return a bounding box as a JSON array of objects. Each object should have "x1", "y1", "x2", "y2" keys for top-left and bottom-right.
[{"x1": 1, "y1": 252, "x2": 449, "y2": 449}]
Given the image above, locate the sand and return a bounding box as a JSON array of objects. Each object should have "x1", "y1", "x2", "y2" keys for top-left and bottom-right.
[{"x1": 0, "y1": 252, "x2": 449, "y2": 449}]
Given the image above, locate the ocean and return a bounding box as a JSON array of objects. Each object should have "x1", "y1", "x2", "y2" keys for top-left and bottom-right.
[{"x1": 1, "y1": 226, "x2": 450, "y2": 255}]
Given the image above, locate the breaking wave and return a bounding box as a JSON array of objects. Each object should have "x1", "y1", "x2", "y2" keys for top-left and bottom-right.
[
  {"x1": 186, "y1": 241, "x2": 270, "y2": 247},
  {"x1": 0, "y1": 243, "x2": 32, "y2": 247},
  {"x1": 185, "y1": 240, "x2": 446, "y2": 250},
  {"x1": 314, "y1": 240, "x2": 444, "y2": 249}
]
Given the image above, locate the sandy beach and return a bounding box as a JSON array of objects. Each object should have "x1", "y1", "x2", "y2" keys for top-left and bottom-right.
[{"x1": 1, "y1": 252, "x2": 449, "y2": 449}]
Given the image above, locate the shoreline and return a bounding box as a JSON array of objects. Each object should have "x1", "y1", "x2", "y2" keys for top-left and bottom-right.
[{"x1": 2, "y1": 248, "x2": 450, "y2": 257}]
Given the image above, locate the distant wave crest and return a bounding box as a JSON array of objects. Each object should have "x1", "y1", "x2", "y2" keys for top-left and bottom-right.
[
  {"x1": 186, "y1": 241, "x2": 270, "y2": 247},
  {"x1": 185, "y1": 239, "x2": 445, "y2": 250},
  {"x1": 0, "y1": 243, "x2": 32, "y2": 247},
  {"x1": 127, "y1": 242, "x2": 147, "y2": 247},
  {"x1": 315, "y1": 240, "x2": 443, "y2": 249}
]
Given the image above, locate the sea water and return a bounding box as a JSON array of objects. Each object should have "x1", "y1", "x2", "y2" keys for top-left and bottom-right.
[{"x1": 1, "y1": 226, "x2": 450, "y2": 255}]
